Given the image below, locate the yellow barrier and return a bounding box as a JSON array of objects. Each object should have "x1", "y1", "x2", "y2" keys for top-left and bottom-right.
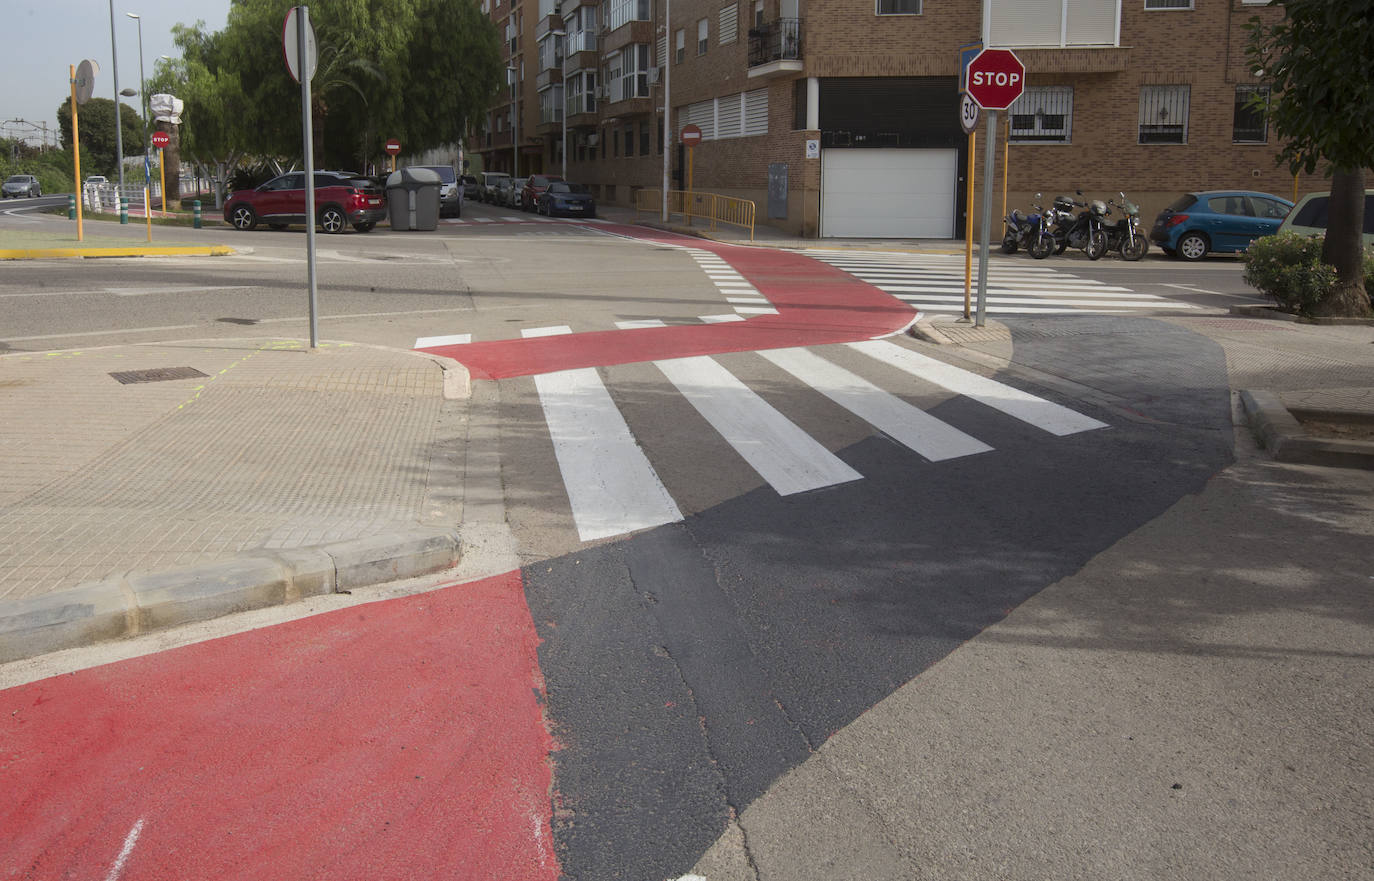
[{"x1": 635, "y1": 189, "x2": 756, "y2": 241}]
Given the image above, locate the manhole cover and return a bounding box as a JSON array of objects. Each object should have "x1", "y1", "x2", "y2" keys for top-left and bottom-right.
[{"x1": 109, "y1": 366, "x2": 209, "y2": 385}]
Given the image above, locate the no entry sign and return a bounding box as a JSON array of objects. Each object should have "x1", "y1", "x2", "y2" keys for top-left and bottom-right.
[
  {"x1": 966, "y1": 48, "x2": 1025, "y2": 110},
  {"x1": 385, "y1": 138, "x2": 402, "y2": 156},
  {"x1": 680, "y1": 124, "x2": 702, "y2": 147}
]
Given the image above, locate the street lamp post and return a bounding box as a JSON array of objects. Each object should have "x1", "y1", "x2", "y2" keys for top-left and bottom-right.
[
  {"x1": 661, "y1": 0, "x2": 671, "y2": 222},
  {"x1": 507, "y1": 66, "x2": 519, "y2": 179},
  {"x1": 127, "y1": 13, "x2": 149, "y2": 197},
  {"x1": 550, "y1": 30, "x2": 567, "y2": 180},
  {"x1": 107, "y1": 0, "x2": 126, "y2": 191}
]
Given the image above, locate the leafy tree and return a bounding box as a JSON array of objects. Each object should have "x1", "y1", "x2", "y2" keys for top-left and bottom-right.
[
  {"x1": 55, "y1": 97, "x2": 145, "y2": 179},
  {"x1": 1247, "y1": 0, "x2": 1374, "y2": 317},
  {"x1": 139, "y1": 0, "x2": 503, "y2": 173}
]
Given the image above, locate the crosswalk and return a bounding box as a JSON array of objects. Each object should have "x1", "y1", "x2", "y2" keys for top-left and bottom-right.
[
  {"x1": 442, "y1": 215, "x2": 611, "y2": 226},
  {"x1": 513, "y1": 333, "x2": 1108, "y2": 542},
  {"x1": 807, "y1": 251, "x2": 1198, "y2": 316}
]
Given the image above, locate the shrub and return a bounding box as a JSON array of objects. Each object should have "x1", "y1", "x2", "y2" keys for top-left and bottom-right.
[{"x1": 1244, "y1": 232, "x2": 1340, "y2": 317}]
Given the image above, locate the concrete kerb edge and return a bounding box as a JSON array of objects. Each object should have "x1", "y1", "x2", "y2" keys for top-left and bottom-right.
[
  {"x1": 1240, "y1": 388, "x2": 1374, "y2": 470},
  {"x1": 0, "y1": 245, "x2": 236, "y2": 260},
  {"x1": 0, "y1": 528, "x2": 462, "y2": 664}
]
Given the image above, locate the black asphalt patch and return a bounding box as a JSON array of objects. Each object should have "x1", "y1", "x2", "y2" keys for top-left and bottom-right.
[{"x1": 524, "y1": 317, "x2": 1234, "y2": 880}]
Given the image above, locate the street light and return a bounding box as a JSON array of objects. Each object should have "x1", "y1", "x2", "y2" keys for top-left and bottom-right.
[
  {"x1": 506, "y1": 66, "x2": 519, "y2": 179},
  {"x1": 550, "y1": 29, "x2": 567, "y2": 180},
  {"x1": 107, "y1": 0, "x2": 126, "y2": 190},
  {"x1": 127, "y1": 13, "x2": 149, "y2": 180}
]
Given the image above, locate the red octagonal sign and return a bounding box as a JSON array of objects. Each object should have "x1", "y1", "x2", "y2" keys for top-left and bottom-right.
[{"x1": 966, "y1": 48, "x2": 1025, "y2": 110}]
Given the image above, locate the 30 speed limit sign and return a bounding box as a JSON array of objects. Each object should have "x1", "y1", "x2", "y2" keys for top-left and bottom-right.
[{"x1": 959, "y1": 93, "x2": 980, "y2": 134}]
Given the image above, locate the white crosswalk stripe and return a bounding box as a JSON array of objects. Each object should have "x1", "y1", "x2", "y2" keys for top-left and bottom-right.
[
  {"x1": 807, "y1": 250, "x2": 1198, "y2": 315},
  {"x1": 517, "y1": 342, "x2": 1109, "y2": 542},
  {"x1": 522, "y1": 326, "x2": 682, "y2": 542}
]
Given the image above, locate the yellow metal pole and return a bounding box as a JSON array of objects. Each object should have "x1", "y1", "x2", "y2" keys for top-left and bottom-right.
[
  {"x1": 964, "y1": 129, "x2": 975, "y2": 321},
  {"x1": 158, "y1": 146, "x2": 166, "y2": 214},
  {"x1": 686, "y1": 146, "x2": 694, "y2": 226},
  {"x1": 70, "y1": 65, "x2": 85, "y2": 242},
  {"x1": 1001, "y1": 113, "x2": 1010, "y2": 224}
]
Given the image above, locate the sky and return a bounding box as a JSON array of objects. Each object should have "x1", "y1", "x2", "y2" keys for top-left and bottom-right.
[{"x1": 3, "y1": 0, "x2": 231, "y2": 145}]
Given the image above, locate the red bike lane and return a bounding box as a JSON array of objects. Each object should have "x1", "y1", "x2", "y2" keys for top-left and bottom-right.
[
  {"x1": 0, "y1": 572, "x2": 559, "y2": 881},
  {"x1": 417, "y1": 223, "x2": 917, "y2": 378}
]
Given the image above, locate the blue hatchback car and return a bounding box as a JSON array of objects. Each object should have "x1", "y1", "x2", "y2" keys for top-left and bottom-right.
[{"x1": 1150, "y1": 190, "x2": 1293, "y2": 260}]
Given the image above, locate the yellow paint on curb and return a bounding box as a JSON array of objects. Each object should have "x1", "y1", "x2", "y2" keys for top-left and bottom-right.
[{"x1": 0, "y1": 245, "x2": 236, "y2": 260}]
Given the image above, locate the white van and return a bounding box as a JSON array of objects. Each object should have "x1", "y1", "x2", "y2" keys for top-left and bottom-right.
[
  {"x1": 1277, "y1": 190, "x2": 1374, "y2": 246},
  {"x1": 478, "y1": 172, "x2": 510, "y2": 204}
]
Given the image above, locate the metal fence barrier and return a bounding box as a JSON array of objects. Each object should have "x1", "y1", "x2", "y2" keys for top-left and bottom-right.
[{"x1": 635, "y1": 189, "x2": 756, "y2": 241}]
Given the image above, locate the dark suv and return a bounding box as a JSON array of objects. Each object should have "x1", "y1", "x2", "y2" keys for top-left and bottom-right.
[
  {"x1": 223, "y1": 171, "x2": 386, "y2": 233},
  {"x1": 520, "y1": 174, "x2": 564, "y2": 212}
]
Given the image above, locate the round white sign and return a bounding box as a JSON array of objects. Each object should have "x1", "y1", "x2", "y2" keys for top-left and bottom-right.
[
  {"x1": 282, "y1": 7, "x2": 318, "y2": 84},
  {"x1": 959, "y1": 93, "x2": 981, "y2": 134}
]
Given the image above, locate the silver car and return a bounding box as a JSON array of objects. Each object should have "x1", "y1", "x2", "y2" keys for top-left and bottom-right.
[{"x1": 2, "y1": 175, "x2": 41, "y2": 198}]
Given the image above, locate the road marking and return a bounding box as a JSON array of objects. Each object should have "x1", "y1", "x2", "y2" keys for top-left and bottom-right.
[
  {"x1": 615, "y1": 319, "x2": 668, "y2": 329},
  {"x1": 104, "y1": 818, "x2": 145, "y2": 881},
  {"x1": 653, "y1": 355, "x2": 863, "y2": 495},
  {"x1": 700, "y1": 314, "x2": 747, "y2": 323},
  {"x1": 522, "y1": 325, "x2": 575, "y2": 338},
  {"x1": 758, "y1": 347, "x2": 993, "y2": 461},
  {"x1": 526, "y1": 326, "x2": 682, "y2": 541},
  {"x1": 103, "y1": 285, "x2": 258, "y2": 297},
  {"x1": 726, "y1": 297, "x2": 771, "y2": 304},
  {"x1": 733, "y1": 306, "x2": 779, "y2": 314},
  {"x1": 848, "y1": 340, "x2": 1108, "y2": 436},
  {"x1": 415, "y1": 333, "x2": 471, "y2": 347}
]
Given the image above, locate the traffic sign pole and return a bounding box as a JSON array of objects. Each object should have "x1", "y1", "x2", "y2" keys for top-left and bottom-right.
[
  {"x1": 976, "y1": 110, "x2": 996, "y2": 328},
  {"x1": 291, "y1": 5, "x2": 319, "y2": 348}
]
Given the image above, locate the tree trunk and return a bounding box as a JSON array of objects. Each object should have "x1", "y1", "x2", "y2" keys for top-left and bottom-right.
[{"x1": 1316, "y1": 166, "x2": 1372, "y2": 318}]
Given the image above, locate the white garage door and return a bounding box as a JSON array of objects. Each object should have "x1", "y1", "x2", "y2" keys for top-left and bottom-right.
[{"x1": 821, "y1": 148, "x2": 958, "y2": 238}]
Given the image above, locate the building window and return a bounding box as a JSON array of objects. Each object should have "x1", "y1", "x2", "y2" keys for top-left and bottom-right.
[
  {"x1": 1138, "y1": 84, "x2": 1189, "y2": 144},
  {"x1": 606, "y1": 0, "x2": 652, "y2": 31},
  {"x1": 877, "y1": 0, "x2": 920, "y2": 13},
  {"x1": 1233, "y1": 85, "x2": 1269, "y2": 144},
  {"x1": 1009, "y1": 86, "x2": 1073, "y2": 143},
  {"x1": 698, "y1": 18, "x2": 709, "y2": 55},
  {"x1": 675, "y1": 29, "x2": 685, "y2": 62},
  {"x1": 624, "y1": 126, "x2": 635, "y2": 156},
  {"x1": 680, "y1": 90, "x2": 769, "y2": 141},
  {"x1": 754, "y1": 0, "x2": 764, "y2": 27},
  {"x1": 1144, "y1": 0, "x2": 1192, "y2": 8},
  {"x1": 720, "y1": 4, "x2": 739, "y2": 44},
  {"x1": 640, "y1": 121, "x2": 650, "y2": 154}
]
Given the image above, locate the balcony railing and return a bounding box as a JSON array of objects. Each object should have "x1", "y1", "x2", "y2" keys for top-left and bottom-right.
[{"x1": 748, "y1": 18, "x2": 802, "y2": 67}]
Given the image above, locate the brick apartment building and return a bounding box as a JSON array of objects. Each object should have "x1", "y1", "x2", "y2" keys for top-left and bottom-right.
[{"x1": 471, "y1": 0, "x2": 1317, "y2": 238}]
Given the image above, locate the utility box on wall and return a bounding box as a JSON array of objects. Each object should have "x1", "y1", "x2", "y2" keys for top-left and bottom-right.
[{"x1": 768, "y1": 163, "x2": 788, "y2": 220}]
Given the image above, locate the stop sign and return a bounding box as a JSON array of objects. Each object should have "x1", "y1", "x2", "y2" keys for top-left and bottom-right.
[
  {"x1": 966, "y1": 48, "x2": 1025, "y2": 110},
  {"x1": 151, "y1": 130, "x2": 170, "y2": 149},
  {"x1": 384, "y1": 138, "x2": 401, "y2": 156}
]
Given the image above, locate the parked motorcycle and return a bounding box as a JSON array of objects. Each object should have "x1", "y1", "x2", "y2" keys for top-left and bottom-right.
[
  {"x1": 1056, "y1": 191, "x2": 1110, "y2": 260},
  {"x1": 1001, "y1": 198, "x2": 1045, "y2": 255},
  {"x1": 1027, "y1": 193, "x2": 1059, "y2": 260},
  {"x1": 1103, "y1": 192, "x2": 1149, "y2": 261}
]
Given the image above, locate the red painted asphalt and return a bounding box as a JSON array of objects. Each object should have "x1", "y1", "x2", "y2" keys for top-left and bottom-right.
[
  {"x1": 0, "y1": 572, "x2": 559, "y2": 881},
  {"x1": 417, "y1": 223, "x2": 916, "y2": 379}
]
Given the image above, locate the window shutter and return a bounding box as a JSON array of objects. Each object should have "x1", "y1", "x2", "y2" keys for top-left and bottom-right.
[
  {"x1": 719, "y1": 4, "x2": 739, "y2": 45},
  {"x1": 743, "y1": 88, "x2": 768, "y2": 136},
  {"x1": 717, "y1": 93, "x2": 743, "y2": 139}
]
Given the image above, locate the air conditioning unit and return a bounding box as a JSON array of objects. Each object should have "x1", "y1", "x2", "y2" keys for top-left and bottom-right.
[{"x1": 646, "y1": 66, "x2": 660, "y2": 85}]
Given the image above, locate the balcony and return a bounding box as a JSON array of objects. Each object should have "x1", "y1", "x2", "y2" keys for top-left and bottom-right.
[{"x1": 748, "y1": 18, "x2": 803, "y2": 78}]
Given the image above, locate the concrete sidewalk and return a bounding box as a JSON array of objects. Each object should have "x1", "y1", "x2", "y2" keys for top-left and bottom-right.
[{"x1": 0, "y1": 338, "x2": 471, "y2": 662}]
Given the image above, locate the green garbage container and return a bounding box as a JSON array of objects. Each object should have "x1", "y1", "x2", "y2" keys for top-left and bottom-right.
[{"x1": 386, "y1": 167, "x2": 442, "y2": 231}]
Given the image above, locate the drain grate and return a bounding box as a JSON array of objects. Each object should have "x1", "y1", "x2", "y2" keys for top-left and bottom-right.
[
  {"x1": 109, "y1": 366, "x2": 209, "y2": 385},
  {"x1": 217, "y1": 317, "x2": 259, "y2": 325}
]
